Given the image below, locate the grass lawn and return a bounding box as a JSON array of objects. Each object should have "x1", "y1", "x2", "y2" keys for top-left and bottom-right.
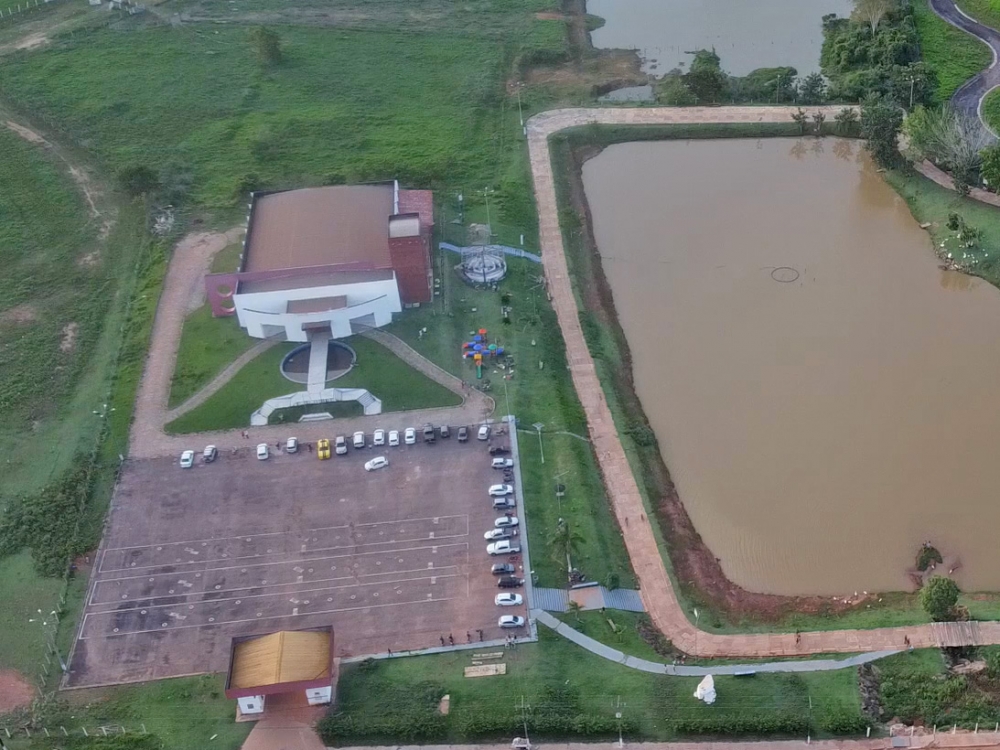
[
  {"x1": 982, "y1": 86, "x2": 1000, "y2": 133},
  {"x1": 6, "y1": 675, "x2": 251, "y2": 750},
  {"x1": 165, "y1": 335, "x2": 461, "y2": 433},
  {"x1": 912, "y1": 0, "x2": 991, "y2": 103},
  {"x1": 168, "y1": 305, "x2": 256, "y2": 408},
  {"x1": 876, "y1": 647, "x2": 1000, "y2": 727},
  {"x1": 957, "y1": 0, "x2": 1000, "y2": 31},
  {"x1": 320, "y1": 628, "x2": 866, "y2": 743}
]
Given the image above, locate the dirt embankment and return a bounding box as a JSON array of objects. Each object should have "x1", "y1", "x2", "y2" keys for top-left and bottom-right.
[
  {"x1": 559, "y1": 139, "x2": 875, "y2": 625},
  {"x1": 0, "y1": 669, "x2": 35, "y2": 714}
]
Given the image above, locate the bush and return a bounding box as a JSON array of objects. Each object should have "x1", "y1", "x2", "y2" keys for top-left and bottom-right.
[
  {"x1": 917, "y1": 544, "x2": 943, "y2": 571},
  {"x1": 116, "y1": 164, "x2": 160, "y2": 197},
  {"x1": 921, "y1": 575, "x2": 960, "y2": 621}
]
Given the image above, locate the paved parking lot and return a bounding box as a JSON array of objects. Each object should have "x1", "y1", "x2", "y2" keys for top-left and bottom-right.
[{"x1": 66, "y1": 434, "x2": 529, "y2": 687}]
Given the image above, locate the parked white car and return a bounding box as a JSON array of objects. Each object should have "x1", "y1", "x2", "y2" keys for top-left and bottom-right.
[
  {"x1": 352, "y1": 431, "x2": 365, "y2": 449},
  {"x1": 404, "y1": 427, "x2": 416, "y2": 445},
  {"x1": 484, "y1": 528, "x2": 514, "y2": 540},
  {"x1": 373, "y1": 429, "x2": 385, "y2": 446},
  {"x1": 478, "y1": 424, "x2": 491, "y2": 441},
  {"x1": 492, "y1": 458, "x2": 514, "y2": 469},
  {"x1": 495, "y1": 593, "x2": 523, "y2": 607},
  {"x1": 286, "y1": 437, "x2": 298, "y2": 454},
  {"x1": 498, "y1": 615, "x2": 526, "y2": 628},
  {"x1": 202, "y1": 445, "x2": 217, "y2": 463},
  {"x1": 495, "y1": 516, "x2": 519, "y2": 529},
  {"x1": 364, "y1": 456, "x2": 389, "y2": 472},
  {"x1": 179, "y1": 450, "x2": 195, "y2": 469},
  {"x1": 256, "y1": 443, "x2": 269, "y2": 460},
  {"x1": 335, "y1": 436, "x2": 347, "y2": 455},
  {"x1": 488, "y1": 484, "x2": 514, "y2": 497},
  {"x1": 487, "y1": 540, "x2": 521, "y2": 556},
  {"x1": 388, "y1": 430, "x2": 400, "y2": 447}
]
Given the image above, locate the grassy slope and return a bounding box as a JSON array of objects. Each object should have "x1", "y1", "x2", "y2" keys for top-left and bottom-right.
[
  {"x1": 165, "y1": 335, "x2": 461, "y2": 433},
  {"x1": 957, "y1": 0, "x2": 1000, "y2": 30},
  {"x1": 912, "y1": 0, "x2": 991, "y2": 103},
  {"x1": 324, "y1": 628, "x2": 864, "y2": 742}
]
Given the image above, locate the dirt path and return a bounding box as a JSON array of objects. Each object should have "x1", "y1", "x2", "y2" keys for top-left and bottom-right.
[
  {"x1": 2, "y1": 117, "x2": 115, "y2": 239},
  {"x1": 0, "y1": 668, "x2": 35, "y2": 714},
  {"x1": 526, "y1": 105, "x2": 1000, "y2": 657}
]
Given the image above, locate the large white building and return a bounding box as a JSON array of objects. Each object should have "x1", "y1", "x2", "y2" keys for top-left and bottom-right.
[{"x1": 205, "y1": 182, "x2": 434, "y2": 342}]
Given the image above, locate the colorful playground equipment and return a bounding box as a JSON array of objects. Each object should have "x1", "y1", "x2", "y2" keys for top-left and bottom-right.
[{"x1": 461, "y1": 328, "x2": 507, "y2": 379}]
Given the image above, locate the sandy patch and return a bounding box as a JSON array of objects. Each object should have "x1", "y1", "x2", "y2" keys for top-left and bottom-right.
[
  {"x1": 535, "y1": 11, "x2": 564, "y2": 19},
  {"x1": 4, "y1": 120, "x2": 45, "y2": 143},
  {"x1": 60, "y1": 322, "x2": 79, "y2": 352},
  {"x1": 0, "y1": 303, "x2": 39, "y2": 325},
  {"x1": 78, "y1": 250, "x2": 101, "y2": 268},
  {"x1": 0, "y1": 669, "x2": 35, "y2": 713}
]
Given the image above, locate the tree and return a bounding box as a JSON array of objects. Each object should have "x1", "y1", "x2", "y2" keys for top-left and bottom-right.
[
  {"x1": 813, "y1": 110, "x2": 827, "y2": 135},
  {"x1": 853, "y1": 0, "x2": 896, "y2": 36},
  {"x1": 981, "y1": 143, "x2": 1000, "y2": 191},
  {"x1": 791, "y1": 107, "x2": 809, "y2": 135},
  {"x1": 549, "y1": 517, "x2": 585, "y2": 577},
  {"x1": 657, "y1": 72, "x2": 697, "y2": 106},
  {"x1": 860, "y1": 94, "x2": 903, "y2": 168},
  {"x1": 248, "y1": 26, "x2": 282, "y2": 66},
  {"x1": 903, "y1": 105, "x2": 992, "y2": 195},
  {"x1": 921, "y1": 575, "x2": 959, "y2": 621},
  {"x1": 798, "y1": 72, "x2": 827, "y2": 104},
  {"x1": 684, "y1": 49, "x2": 728, "y2": 103},
  {"x1": 116, "y1": 163, "x2": 159, "y2": 197},
  {"x1": 835, "y1": 107, "x2": 859, "y2": 135}
]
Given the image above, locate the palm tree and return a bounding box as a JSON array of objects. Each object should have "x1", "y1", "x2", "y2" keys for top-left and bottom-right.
[{"x1": 549, "y1": 518, "x2": 586, "y2": 578}]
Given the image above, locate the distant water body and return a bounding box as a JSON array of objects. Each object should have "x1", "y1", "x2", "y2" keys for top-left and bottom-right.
[{"x1": 587, "y1": 0, "x2": 854, "y2": 76}]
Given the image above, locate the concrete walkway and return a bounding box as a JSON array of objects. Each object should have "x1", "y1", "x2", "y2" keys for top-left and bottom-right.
[
  {"x1": 525, "y1": 105, "x2": 1000, "y2": 657},
  {"x1": 533, "y1": 609, "x2": 901, "y2": 676}
]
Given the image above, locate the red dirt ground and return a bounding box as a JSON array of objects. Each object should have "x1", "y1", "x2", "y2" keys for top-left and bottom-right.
[{"x1": 0, "y1": 669, "x2": 35, "y2": 714}]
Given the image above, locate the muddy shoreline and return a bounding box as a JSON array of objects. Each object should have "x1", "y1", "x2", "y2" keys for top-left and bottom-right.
[{"x1": 553, "y1": 131, "x2": 881, "y2": 626}]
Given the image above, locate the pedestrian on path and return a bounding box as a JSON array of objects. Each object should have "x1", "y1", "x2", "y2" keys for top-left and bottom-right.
[
  {"x1": 440, "y1": 636, "x2": 445, "y2": 647},
  {"x1": 448, "y1": 633, "x2": 454, "y2": 645}
]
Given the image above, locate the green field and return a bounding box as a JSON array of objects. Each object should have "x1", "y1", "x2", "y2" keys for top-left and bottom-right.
[
  {"x1": 957, "y1": 0, "x2": 1000, "y2": 31},
  {"x1": 5, "y1": 675, "x2": 251, "y2": 750},
  {"x1": 912, "y1": 0, "x2": 991, "y2": 103},
  {"x1": 165, "y1": 335, "x2": 462, "y2": 433},
  {"x1": 320, "y1": 628, "x2": 866, "y2": 743},
  {"x1": 983, "y1": 86, "x2": 1000, "y2": 132}
]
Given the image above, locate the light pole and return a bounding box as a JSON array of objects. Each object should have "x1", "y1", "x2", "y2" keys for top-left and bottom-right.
[{"x1": 532, "y1": 422, "x2": 544, "y2": 464}]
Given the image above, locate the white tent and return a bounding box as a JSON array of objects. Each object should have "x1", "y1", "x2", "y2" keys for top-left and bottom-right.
[{"x1": 693, "y1": 674, "x2": 716, "y2": 705}]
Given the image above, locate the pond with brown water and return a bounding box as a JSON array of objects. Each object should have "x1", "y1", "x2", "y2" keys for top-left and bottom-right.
[
  {"x1": 583, "y1": 138, "x2": 1000, "y2": 596},
  {"x1": 588, "y1": 0, "x2": 853, "y2": 76}
]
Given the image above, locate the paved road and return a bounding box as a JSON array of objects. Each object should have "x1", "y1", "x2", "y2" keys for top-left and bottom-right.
[
  {"x1": 929, "y1": 0, "x2": 1000, "y2": 127},
  {"x1": 526, "y1": 105, "x2": 1000, "y2": 658}
]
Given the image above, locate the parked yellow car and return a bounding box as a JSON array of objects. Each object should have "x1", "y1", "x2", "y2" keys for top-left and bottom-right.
[{"x1": 317, "y1": 438, "x2": 331, "y2": 460}]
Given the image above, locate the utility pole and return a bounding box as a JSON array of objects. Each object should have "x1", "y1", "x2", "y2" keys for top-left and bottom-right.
[
  {"x1": 910, "y1": 76, "x2": 916, "y2": 109},
  {"x1": 532, "y1": 422, "x2": 544, "y2": 464},
  {"x1": 517, "y1": 695, "x2": 531, "y2": 748},
  {"x1": 615, "y1": 695, "x2": 627, "y2": 748}
]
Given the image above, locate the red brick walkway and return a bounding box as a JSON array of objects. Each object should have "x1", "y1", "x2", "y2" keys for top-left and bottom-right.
[{"x1": 525, "y1": 106, "x2": 1000, "y2": 657}]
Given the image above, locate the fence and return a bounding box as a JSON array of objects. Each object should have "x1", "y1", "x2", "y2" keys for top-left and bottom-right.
[
  {"x1": 1, "y1": 724, "x2": 147, "y2": 741},
  {"x1": 0, "y1": 0, "x2": 63, "y2": 23}
]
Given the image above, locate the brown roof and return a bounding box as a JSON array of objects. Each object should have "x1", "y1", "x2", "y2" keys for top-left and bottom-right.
[
  {"x1": 229, "y1": 631, "x2": 331, "y2": 690},
  {"x1": 286, "y1": 295, "x2": 347, "y2": 314},
  {"x1": 397, "y1": 189, "x2": 435, "y2": 229},
  {"x1": 245, "y1": 185, "x2": 395, "y2": 273},
  {"x1": 239, "y1": 268, "x2": 395, "y2": 295}
]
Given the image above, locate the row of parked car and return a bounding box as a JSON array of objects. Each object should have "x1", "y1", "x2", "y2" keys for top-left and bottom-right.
[{"x1": 484, "y1": 455, "x2": 526, "y2": 629}]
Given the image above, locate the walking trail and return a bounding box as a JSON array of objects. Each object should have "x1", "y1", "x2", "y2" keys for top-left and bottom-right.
[
  {"x1": 525, "y1": 105, "x2": 1000, "y2": 658},
  {"x1": 130, "y1": 229, "x2": 492, "y2": 459}
]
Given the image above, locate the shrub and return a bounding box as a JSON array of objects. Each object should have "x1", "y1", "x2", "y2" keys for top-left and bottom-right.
[
  {"x1": 917, "y1": 544, "x2": 943, "y2": 571},
  {"x1": 116, "y1": 164, "x2": 160, "y2": 197},
  {"x1": 921, "y1": 575, "x2": 960, "y2": 621}
]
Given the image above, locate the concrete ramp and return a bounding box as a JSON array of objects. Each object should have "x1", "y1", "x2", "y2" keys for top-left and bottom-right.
[{"x1": 307, "y1": 331, "x2": 331, "y2": 393}]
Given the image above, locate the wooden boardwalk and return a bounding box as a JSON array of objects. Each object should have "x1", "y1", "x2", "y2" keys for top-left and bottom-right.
[{"x1": 525, "y1": 106, "x2": 1000, "y2": 657}]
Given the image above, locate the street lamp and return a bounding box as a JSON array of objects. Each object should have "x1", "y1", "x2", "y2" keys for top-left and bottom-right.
[{"x1": 532, "y1": 422, "x2": 544, "y2": 464}]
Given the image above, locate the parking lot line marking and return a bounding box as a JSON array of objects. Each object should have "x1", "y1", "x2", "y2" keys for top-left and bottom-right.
[
  {"x1": 85, "y1": 572, "x2": 463, "y2": 614},
  {"x1": 80, "y1": 596, "x2": 456, "y2": 638},
  {"x1": 101, "y1": 515, "x2": 469, "y2": 553},
  {"x1": 98, "y1": 534, "x2": 468, "y2": 575},
  {"x1": 98, "y1": 535, "x2": 472, "y2": 574}
]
